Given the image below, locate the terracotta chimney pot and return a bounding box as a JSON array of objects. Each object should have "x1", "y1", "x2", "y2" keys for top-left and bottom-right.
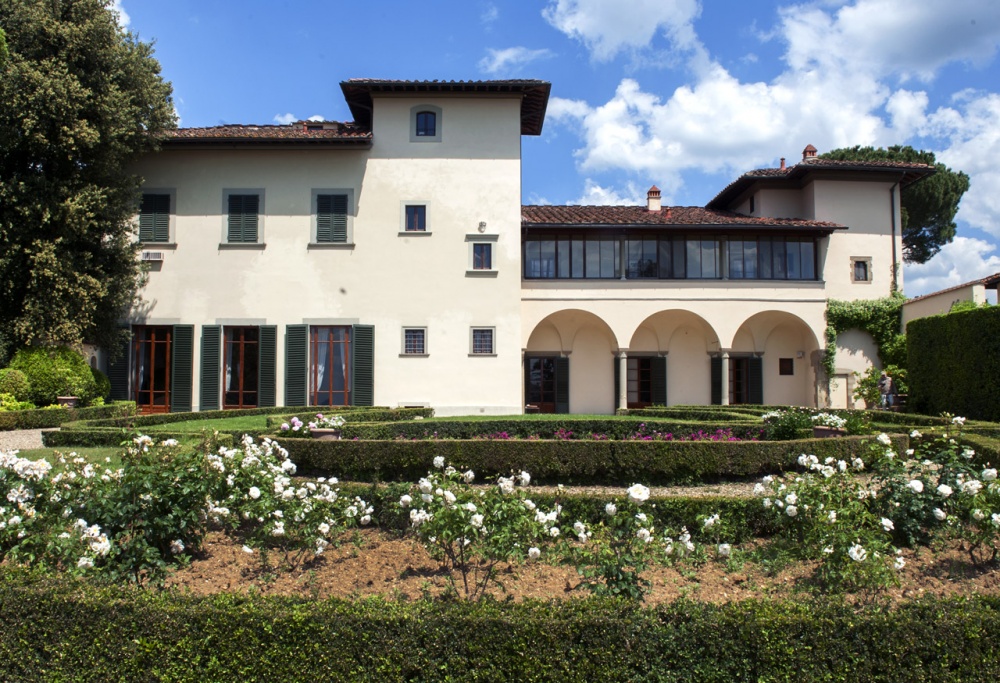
[{"x1": 802, "y1": 144, "x2": 818, "y2": 161}]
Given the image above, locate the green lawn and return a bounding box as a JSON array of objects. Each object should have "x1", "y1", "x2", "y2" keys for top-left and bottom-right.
[{"x1": 139, "y1": 415, "x2": 273, "y2": 433}]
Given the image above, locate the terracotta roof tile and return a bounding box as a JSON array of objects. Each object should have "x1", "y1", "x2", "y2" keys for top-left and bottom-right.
[
  {"x1": 160, "y1": 122, "x2": 372, "y2": 145},
  {"x1": 522, "y1": 205, "x2": 843, "y2": 230}
]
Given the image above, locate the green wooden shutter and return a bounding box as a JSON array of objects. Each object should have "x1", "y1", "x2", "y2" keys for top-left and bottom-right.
[
  {"x1": 228, "y1": 194, "x2": 259, "y2": 243},
  {"x1": 613, "y1": 357, "x2": 620, "y2": 411},
  {"x1": 351, "y1": 324, "x2": 375, "y2": 407},
  {"x1": 652, "y1": 356, "x2": 667, "y2": 406},
  {"x1": 316, "y1": 194, "x2": 348, "y2": 243},
  {"x1": 748, "y1": 356, "x2": 764, "y2": 405},
  {"x1": 258, "y1": 326, "x2": 277, "y2": 407},
  {"x1": 139, "y1": 194, "x2": 170, "y2": 243},
  {"x1": 200, "y1": 325, "x2": 221, "y2": 411},
  {"x1": 285, "y1": 325, "x2": 308, "y2": 407},
  {"x1": 107, "y1": 330, "x2": 132, "y2": 401},
  {"x1": 171, "y1": 324, "x2": 194, "y2": 413},
  {"x1": 711, "y1": 356, "x2": 722, "y2": 405},
  {"x1": 555, "y1": 356, "x2": 569, "y2": 414}
]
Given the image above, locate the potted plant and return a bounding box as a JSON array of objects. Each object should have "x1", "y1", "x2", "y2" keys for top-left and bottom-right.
[
  {"x1": 811, "y1": 412, "x2": 847, "y2": 438},
  {"x1": 308, "y1": 413, "x2": 346, "y2": 440}
]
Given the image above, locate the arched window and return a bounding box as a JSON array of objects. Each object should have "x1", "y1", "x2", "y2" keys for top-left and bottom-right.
[{"x1": 410, "y1": 105, "x2": 442, "y2": 142}]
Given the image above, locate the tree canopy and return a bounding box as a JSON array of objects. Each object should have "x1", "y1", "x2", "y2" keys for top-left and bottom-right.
[
  {"x1": 0, "y1": 0, "x2": 175, "y2": 361},
  {"x1": 820, "y1": 145, "x2": 970, "y2": 264}
]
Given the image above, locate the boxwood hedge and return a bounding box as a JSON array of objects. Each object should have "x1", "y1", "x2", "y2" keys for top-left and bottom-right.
[
  {"x1": 0, "y1": 577, "x2": 997, "y2": 683},
  {"x1": 0, "y1": 402, "x2": 135, "y2": 431},
  {"x1": 283, "y1": 434, "x2": 906, "y2": 485}
]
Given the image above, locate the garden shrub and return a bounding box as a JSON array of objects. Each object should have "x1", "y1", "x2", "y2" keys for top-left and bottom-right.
[
  {"x1": 283, "y1": 434, "x2": 907, "y2": 485},
  {"x1": 0, "y1": 368, "x2": 31, "y2": 402},
  {"x1": 0, "y1": 394, "x2": 35, "y2": 412},
  {"x1": 908, "y1": 306, "x2": 1000, "y2": 421},
  {"x1": 0, "y1": 402, "x2": 136, "y2": 432},
  {"x1": 90, "y1": 366, "x2": 111, "y2": 402},
  {"x1": 0, "y1": 582, "x2": 998, "y2": 682},
  {"x1": 7, "y1": 346, "x2": 98, "y2": 406}
]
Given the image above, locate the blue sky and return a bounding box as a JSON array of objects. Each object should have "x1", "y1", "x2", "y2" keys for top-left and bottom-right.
[{"x1": 117, "y1": 0, "x2": 1000, "y2": 298}]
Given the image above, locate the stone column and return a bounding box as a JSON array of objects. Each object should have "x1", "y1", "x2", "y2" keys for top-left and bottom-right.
[
  {"x1": 721, "y1": 351, "x2": 730, "y2": 406},
  {"x1": 618, "y1": 351, "x2": 628, "y2": 411}
]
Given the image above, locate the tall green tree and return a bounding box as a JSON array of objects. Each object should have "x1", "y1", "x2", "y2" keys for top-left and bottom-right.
[
  {"x1": 0, "y1": 0, "x2": 175, "y2": 362},
  {"x1": 820, "y1": 145, "x2": 970, "y2": 264}
]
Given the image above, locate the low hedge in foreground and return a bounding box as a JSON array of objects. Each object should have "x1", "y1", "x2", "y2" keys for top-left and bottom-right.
[
  {"x1": 284, "y1": 434, "x2": 907, "y2": 485},
  {"x1": 1, "y1": 578, "x2": 997, "y2": 682},
  {"x1": 42, "y1": 428, "x2": 238, "y2": 449},
  {"x1": 0, "y1": 402, "x2": 135, "y2": 431}
]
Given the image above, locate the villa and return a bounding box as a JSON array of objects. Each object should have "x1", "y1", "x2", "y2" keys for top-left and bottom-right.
[{"x1": 112, "y1": 79, "x2": 934, "y2": 415}]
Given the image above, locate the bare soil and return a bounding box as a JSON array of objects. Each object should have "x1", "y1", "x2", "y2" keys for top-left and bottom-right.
[{"x1": 165, "y1": 528, "x2": 1000, "y2": 605}]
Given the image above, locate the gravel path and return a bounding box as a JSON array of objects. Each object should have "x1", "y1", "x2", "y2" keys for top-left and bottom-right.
[{"x1": 0, "y1": 428, "x2": 54, "y2": 452}]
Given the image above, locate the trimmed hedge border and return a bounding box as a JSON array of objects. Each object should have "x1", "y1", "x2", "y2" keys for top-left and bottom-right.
[
  {"x1": 283, "y1": 434, "x2": 907, "y2": 485},
  {"x1": 42, "y1": 428, "x2": 239, "y2": 449},
  {"x1": 310, "y1": 418, "x2": 767, "y2": 442},
  {"x1": 0, "y1": 402, "x2": 135, "y2": 431},
  {"x1": 0, "y1": 580, "x2": 997, "y2": 682}
]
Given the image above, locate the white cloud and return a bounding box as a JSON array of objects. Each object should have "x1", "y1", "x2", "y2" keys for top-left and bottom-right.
[
  {"x1": 273, "y1": 113, "x2": 296, "y2": 125},
  {"x1": 479, "y1": 47, "x2": 554, "y2": 75},
  {"x1": 903, "y1": 236, "x2": 1000, "y2": 298},
  {"x1": 924, "y1": 91, "x2": 1000, "y2": 237},
  {"x1": 111, "y1": 0, "x2": 130, "y2": 27},
  {"x1": 572, "y1": 179, "x2": 642, "y2": 205},
  {"x1": 543, "y1": 0, "x2": 702, "y2": 62},
  {"x1": 481, "y1": 3, "x2": 498, "y2": 26},
  {"x1": 546, "y1": 0, "x2": 1000, "y2": 197},
  {"x1": 780, "y1": 0, "x2": 1000, "y2": 82},
  {"x1": 307, "y1": 114, "x2": 324, "y2": 122}
]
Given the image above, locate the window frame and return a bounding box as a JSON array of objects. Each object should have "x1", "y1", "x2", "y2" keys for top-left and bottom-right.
[
  {"x1": 138, "y1": 189, "x2": 176, "y2": 245},
  {"x1": 466, "y1": 233, "x2": 499, "y2": 276},
  {"x1": 469, "y1": 327, "x2": 496, "y2": 357},
  {"x1": 400, "y1": 202, "x2": 431, "y2": 235},
  {"x1": 221, "y1": 189, "x2": 265, "y2": 247},
  {"x1": 400, "y1": 327, "x2": 428, "y2": 357},
  {"x1": 310, "y1": 188, "x2": 355, "y2": 247},
  {"x1": 409, "y1": 104, "x2": 442, "y2": 143},
  {"x1": 851, "y1": 256, "x2": 872, "y2": 284},
  {"x1": 778, "y1": 358, "x2": 794, "y2": 376}
]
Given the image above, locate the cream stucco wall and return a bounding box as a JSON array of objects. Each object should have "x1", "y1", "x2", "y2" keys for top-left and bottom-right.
[
  {"x1": 901, "y1": 284, "x2": 985, "y2": 329},
  {"x1": 132, "y1": 95, "x2": 526, "y2": 414}
]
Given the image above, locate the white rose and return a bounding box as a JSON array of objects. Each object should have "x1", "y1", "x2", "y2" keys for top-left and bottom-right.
[
  {"x1": 717, "y1": 543, "x2": 731, "y2": 557},
  {"x1": 528, "y1": 547, "x2": 541, "y2": 560},
  {"x1": 933, "y1": 508, "x2": 947, "y2": 521},
  {"x1": 248, "y1": 486, "x2": 261, "y2": 500},
  {"x1": 605, "y1": 502, "x2": 617, "y2": 516},
  {"x1": 937, "y1": 484, "x2": 953, "y2": 498},
  {"x1": 626, "y1": 484, "x2": 650, "y2": 505},
  {"x1": 907, "y1": 480, "x2": 924, "y2": 494},
  {"x1": 433, "y1": 456, "x2": 445, "y2": 469},
  {"x1": 399, "y1": 494, "x2": 412, "y2": 508},
  {"x1": 785, "y1": 505, "x2": 798, "y2": 517}
]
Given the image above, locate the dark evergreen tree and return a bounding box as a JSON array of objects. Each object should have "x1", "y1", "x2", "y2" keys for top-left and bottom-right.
[{"x1": 0, "y1": 0, "x2": 175, "y2": 361}]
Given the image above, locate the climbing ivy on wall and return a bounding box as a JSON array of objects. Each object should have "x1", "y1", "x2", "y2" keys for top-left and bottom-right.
[{"x1": 822, "y1": 294, "x2": 906, "y2": 379}]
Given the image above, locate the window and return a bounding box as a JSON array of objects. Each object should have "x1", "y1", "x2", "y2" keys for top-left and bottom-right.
[
  {"x1": 226, "y1": 192, "x2": 261, "y2": 244},
  {"x1": 402, "y1": 328, "x2": 427, "y2": 355},
  {"x1": 852, "y1": 257, "x2": 872, "y2": 283},
  {"x1": 410, "y1": 105, "x2": 442, "y2": 142},
  {"x1": 627, "y1": 358, "x2": 654, "y2": 407},
  {"x1": 404, "y1": 205, "x2": 427, "y2": 232},
  {"x1": 132, "y1": 326, "x2": 172, "y2": 413},
  {"x1": 316, "y1": 193, "x2": 348, "y2": 243},
  {"x1": 139, "y1": 193, "x2": 171, "y2": 243},
  {"x1": 525, "y1": 357, "x2": 558, "y2": 413},
  {"x1": 473, "y1": 243, "x2": 492, "y2": 270},
  {"x1": 415, "y1": 111, "x2": 436, "y2": 137},
  {"x1": 779, "y1": 358, "x2": 794, "y2": 376},
  {"x1": 224, "y1": 326, "x2": 259, "y2": 408},
  {"x1": 310, "y1": 326, "x2": 351, "y2": 406},
  {"x1": 470, "y1": 328, "x2": 494, "y2": 355}
]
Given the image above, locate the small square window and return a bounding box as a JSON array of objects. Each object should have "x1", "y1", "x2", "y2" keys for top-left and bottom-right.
[
  {"x1": 473, "y1": 243, "x2": 492, "y2": 270},
  {"x1": 402, "y1": 328, "x2": 426, "y2": 355},
  {"x1": 471, "y1": 328, "x2": 494, "y2": 355},
  {"x1": 851, "y1": 257, "x2": 872, "y2": 283},
  {"x1": 779, "y1": 358, "x2": 794, "y2": 376},
  {"x1": 415, "y1": 111, "x2": 436, "y2": 137},
  {"x1": 405, "y1": 205, "x2": 426, "y2": 232}
]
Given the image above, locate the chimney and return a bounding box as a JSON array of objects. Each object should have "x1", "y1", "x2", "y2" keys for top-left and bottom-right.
[
  {"x1": 780, "y1": 157, "x2": 786, "y2": 170},
  {"x1": 802, "y1": 144, "x2": 818, "y2": 161},
  {"x1": 646, "y1": 185, "x2": 661, "y2": 212}
]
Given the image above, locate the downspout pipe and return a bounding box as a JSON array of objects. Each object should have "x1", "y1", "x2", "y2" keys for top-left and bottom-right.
[{"x1": 889, "y1": 173, "x2": 905, "y2": 294}]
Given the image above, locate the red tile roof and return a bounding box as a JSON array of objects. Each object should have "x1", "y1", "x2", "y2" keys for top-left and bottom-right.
[
  {"x1": 904, "y1": 273, "x2": 1000, "y2": 305},
  {"x1": 522, "y1": 205, "x2": 844, "y2": 230},
  {"x1": 160, "y1": 122, "x2": 372, "y2": 146},
  {"x1": 340, "y1": 79, "x2": 551, "y2": 135},
  {"x1": 707, "y1": 158, "x2": 935, "y2": 209}
]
